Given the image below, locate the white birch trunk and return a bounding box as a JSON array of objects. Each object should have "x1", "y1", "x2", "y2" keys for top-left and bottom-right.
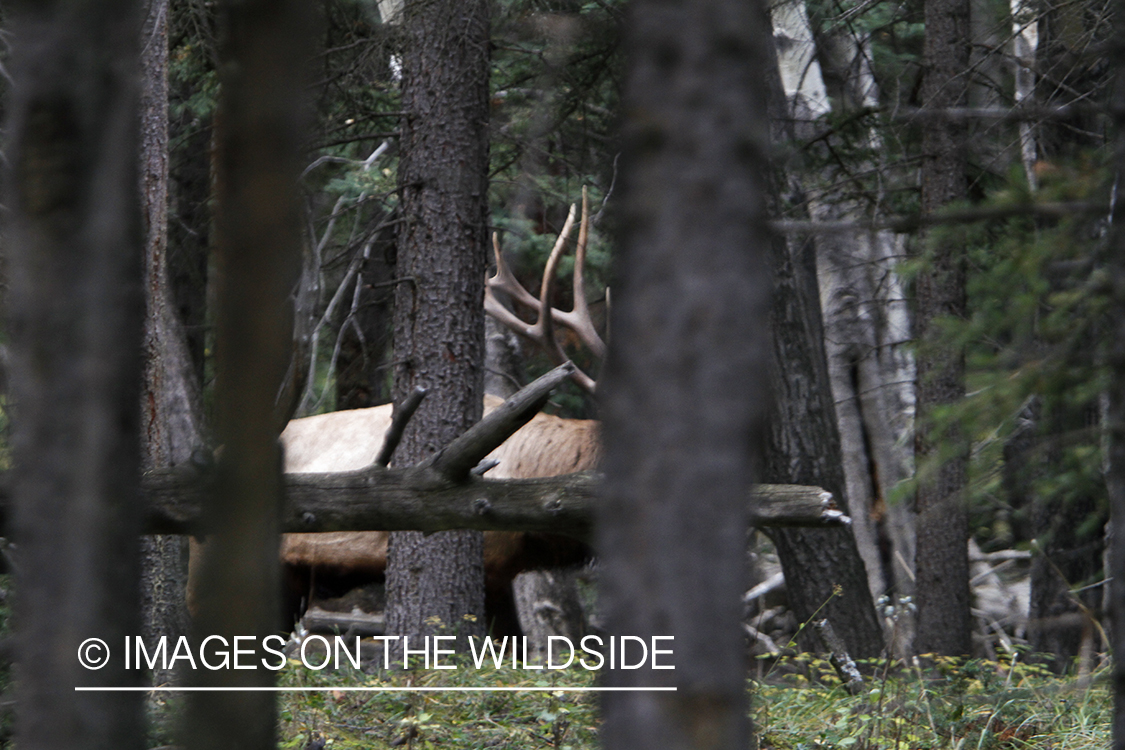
[
  {"x1": 771, "y1": 0, "x2": 918, "y2": 626},
  {"x1": 1011, "y1": 0, "x2": 1039, "y2": 189}
]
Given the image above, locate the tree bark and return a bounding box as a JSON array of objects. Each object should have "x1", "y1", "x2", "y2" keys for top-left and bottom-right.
[
  {"x1": 913, "y1": 0, "x2": 973, "y2": 656},
  {"x1": 762, "y1": 3, "x2": 886, "y2": 660},
  {"x1": 761, "y1": 226, "x2": 886, "y2": 658},
  {"x1": 184, "y1": 1, "x2": 309, "y2": 748},
  {"x1": 135, "y1": 470, "x2": 843, "y2": 538},
  {"x1": 139, "y1": 0, "x2": 205, "y2": 690},
  {"x1": 386, "y1": 0, "x2": 491, "y2": 642},
  {"x1": 4, "y1": 1, "x2": 146, "y2": 748},
  {"x1": 597, "y1": 0, "x2": 774, "y2": 747},
  {"x1": 804, "y1": 6, "x2": 919, "y2": 620},
  {"x1": 1108, "y1": 7, "x2": 1125, "y2": 738}
]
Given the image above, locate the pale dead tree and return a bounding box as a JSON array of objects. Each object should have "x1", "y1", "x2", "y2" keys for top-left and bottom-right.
[
  {"x1": 757, "y1": 3, "x2": 885, "y2": 659},
  {"x1": 1010, "y1": 0, "x2": 1039, "y2": 188},
  {"x1": 5, "y1": 1, "x2": 147, "y2": 748},
  {"x1": 773, "y1": 0, "x2": 918, "y2": 650}
]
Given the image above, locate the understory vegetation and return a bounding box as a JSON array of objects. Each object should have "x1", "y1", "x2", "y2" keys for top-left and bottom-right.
[{"x1": 147, "y1": 655, "x2": 1110, "y2": 749}]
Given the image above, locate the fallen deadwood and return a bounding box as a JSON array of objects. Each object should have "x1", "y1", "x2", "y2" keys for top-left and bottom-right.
[
  {"x1": 813, "y1": 619, "x2": 865, "y2": 695},
  {"x1": 0, "y1": 362, "x2": 847, "y2": 540},
  {"x1": 301, "y1": 607, "x2": 385, "y2": 637},
  {"x1": 0, "y1": 466, "x2": 844, "y2": 541},
  {"x1": 138, "y1": 468, "x2": 844, "y2": 543}
]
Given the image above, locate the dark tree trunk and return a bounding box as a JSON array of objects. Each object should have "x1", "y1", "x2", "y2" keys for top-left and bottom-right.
[
  {"x1": 385, "y1": 0, "x2": 491, "y2": 642},
  {"x1": 761, "y1": 225, "x2": 884, "y2": 658},
  {"x1": 1109, "y1": 6, "x2": 1125, "y2": 737},
  {"x1": 597, "y1": 0, "x2": 774, "y2": 747},
  {"x1": 1007, "y1": 401, "x2": 1108, "y2": 671},
  {"x1": 761, "y1": 26, "x2": 885, "y2": 660},
  {"x1": 184, "y1": 1, "x2": 309, "y2": 748},
  {"x1": 1027, "y1": 488, "x2": 1105, "y2": 669},
  {"x1": 5, "y1": 1, "x2": 146, "y2": 748},
  {"x1": 139, "y1": 0, "x2": 205, "y2": 690},
  {"x1": 912, "y1": 0, "x2": 973, "y2": 657}
]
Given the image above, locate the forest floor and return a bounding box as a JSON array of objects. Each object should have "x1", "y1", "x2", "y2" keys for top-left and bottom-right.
[{"x1": 141, "y1": 651, "x2": 1111, "y2": 749}]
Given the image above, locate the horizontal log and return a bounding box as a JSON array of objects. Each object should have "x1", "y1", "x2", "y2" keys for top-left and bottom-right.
[{"x1": 140, "y1": 465, "x2": 846, "y2": 543}]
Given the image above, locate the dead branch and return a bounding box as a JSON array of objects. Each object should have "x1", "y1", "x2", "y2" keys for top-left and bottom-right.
[
  {"x1": 134, "y1": 468, "x2": 843, "y2": 543},
  {"x1": 771, "y1": 200, "x2": 1101, "y2": 235},
  {"x1": 429, "y1": 362, "x2": 576, "y2": 480},
  {"x1": 375, "y1": 386, "x2": 428, "y2": 467}
]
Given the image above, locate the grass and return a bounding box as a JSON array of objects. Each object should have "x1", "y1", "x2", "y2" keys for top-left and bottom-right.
[
  {"x1": 265, "y1": 651, "x2": 1111, "y2": 750},
  {"x1": 276, "y1": 657, "x2": 602, "y2": 750},
  {"x1": 754, "y1": 653, "x2": 1111, "y2": 750}
]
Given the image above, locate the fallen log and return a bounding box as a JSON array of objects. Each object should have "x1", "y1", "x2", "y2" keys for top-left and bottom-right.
[{"x1": 138, "y1": 466, "x2": 844, "y2": 542}]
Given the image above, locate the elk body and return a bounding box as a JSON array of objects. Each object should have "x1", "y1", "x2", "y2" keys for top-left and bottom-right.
[
  {"x1": 278, "y1": 191, "x2": 605, "y2": 634},
  {"x1": 279, "y1": 394, "x2": 601, "y2": 631}
]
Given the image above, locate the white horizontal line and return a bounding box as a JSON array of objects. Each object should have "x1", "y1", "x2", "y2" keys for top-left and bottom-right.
[{"x1": 75, "y1": 686, "x2": 677, "y2": 693}]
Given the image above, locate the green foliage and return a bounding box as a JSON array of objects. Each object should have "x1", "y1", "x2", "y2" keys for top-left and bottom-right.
[
  {"x1": 908, "y1": 157, "x2": 1111, "y2": 550},
  {"x1": 277, "y1": 661, "x2": 601, "y2": 750},
  {"x1": 265, "y1": 655, "x2": 1112, "y2": 749},
  {"x1": 756, "y1": 655, "x2": 1110, "y2": 750}
]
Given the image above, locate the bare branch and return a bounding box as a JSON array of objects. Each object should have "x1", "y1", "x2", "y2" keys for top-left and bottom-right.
[
  {"x1": 771, "y1": 200, "x2": 1101, "y2": 235},
  {"x1": 429, "y1": 362, "x2": 576, "y2": 480},
  {"x1": 375, "y1": 386, "x2": 428, "y2": 467},
  {"x1": 133, "y1": 471, "x2": 846, "y2": 543}
]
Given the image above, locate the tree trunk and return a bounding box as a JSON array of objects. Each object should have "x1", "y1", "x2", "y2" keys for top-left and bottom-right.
[
  {"x1": 597, "y1": 0, "x2": 774, "y2": 747},
  {"x1": 1018, "y1": 403, "x2": 1108, "y2": 671},
  {"x1": 5, "y1": 1, "x2": 146, "y2": 747},
  {"x1": 913, "y1": 0, "x2": 973, "y2": 656},
  {"x1": 762, "y1": 3, "x2": 886, "y2": 659},
  {"x1": 809, "y1": 5, "x2": 919, "y2": 603},
  {"x1": 1010, "y1": 0, "x2": 1039, "y2": 189},
  {"x1": 139, "y1": 0, "x2": 206, "y2": 690},
  {"x1": 761, "y1": 227, "x2": 886, "y2": 658},
  {"x1": 184, "y1": 1, "x2": 309, "y2": 748},
  {"x1": 1108, "y1": 7, "x2": 1125, "y2": 737},
  {"x1": 385, "y1": 0, "x2": 491, "y2": 643},
  {"x1": 798, "y1": 0, "x2": 920, "y2": 648}
]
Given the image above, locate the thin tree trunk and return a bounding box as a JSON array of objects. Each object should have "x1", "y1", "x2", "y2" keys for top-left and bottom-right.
[
  {"x1": 5, "y1": 1, "x2": 146, "y2": 747},
  {"x1": 139, "y1": 0, "x2": 205, "y2": 690},
  {"x1": 385, "y1": 0, "x2": 491, "y2": 643},
  {"x1": 598, "y1": 0, "x2": 773, "y2": 747},
  {"x1": 914, "y1": 0, "x2": 973, "y2": 656},
  {"x1": 184, "y1": 1, "x2": 309, "y2": 748},
  {"x1": 1010, "y1": 0, "x2": 1039, "y2": 189}
]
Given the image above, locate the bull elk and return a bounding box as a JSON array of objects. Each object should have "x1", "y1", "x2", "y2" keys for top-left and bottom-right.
[{"x1": 269, "y1": 189, "x2": 606, "y2": 634}]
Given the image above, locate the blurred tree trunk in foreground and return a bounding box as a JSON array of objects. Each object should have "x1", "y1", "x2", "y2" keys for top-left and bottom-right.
[
  {"x1": 184, "y1": 1, "x2": 310, "y2": 749},
  {"x1": 598, "y1": 0, "x2": 774, "y2": 747},
  {"x1": 1106, "y1": 0, "x2": 1125, "y2": 738},
  {"x1": 5, "y1": 1, "x2": 146, "y2": 748}
]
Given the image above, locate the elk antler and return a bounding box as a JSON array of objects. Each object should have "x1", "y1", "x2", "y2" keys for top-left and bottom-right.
[{"x1": 485, "y1": 187, "x2": 604, "y2": 393}]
